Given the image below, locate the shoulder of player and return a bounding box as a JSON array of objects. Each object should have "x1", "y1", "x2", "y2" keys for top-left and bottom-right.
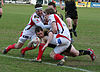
[{"x1": 31, "y1": 13, "x2": 40, "y2": 19}]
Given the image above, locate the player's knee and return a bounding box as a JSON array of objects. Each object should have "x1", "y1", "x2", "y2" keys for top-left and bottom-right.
[
  {"x1": 72, "y1": 53, "x2": 79, "y2": 57},
  {"x1": 15, "y1": 44, "x2": 23, "y2": 49},
  {"x1": 50, "y1": 51, "x2": 55, "y2": 59}
]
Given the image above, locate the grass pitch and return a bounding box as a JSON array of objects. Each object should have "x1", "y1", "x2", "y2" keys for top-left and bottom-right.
[{"x1": 0, "y1": 4, "x2": 100, "y2": 72}]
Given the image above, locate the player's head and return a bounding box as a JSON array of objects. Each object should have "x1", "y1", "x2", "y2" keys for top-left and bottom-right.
[
  {"x1": 35, "y1": 4, "x2": 43, "y2": 16},
  {"x1": 35, "y1": 26, "x2": 44, "y2": 38},
  {"x1": 48, "y1": 2, "x2": 56, "y2": 9},
  {"x1": 45, "y1": 7, "x2": 56, "y2": 15}
]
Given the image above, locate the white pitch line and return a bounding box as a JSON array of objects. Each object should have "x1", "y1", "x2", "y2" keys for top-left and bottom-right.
[{"x1": 0, "y1": 54, "x2": 93, "y2": 72}]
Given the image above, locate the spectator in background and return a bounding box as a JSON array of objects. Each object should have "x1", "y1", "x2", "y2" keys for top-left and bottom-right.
[{"x1": 0, "y1": 0, "x2": 4, "y2": 18}]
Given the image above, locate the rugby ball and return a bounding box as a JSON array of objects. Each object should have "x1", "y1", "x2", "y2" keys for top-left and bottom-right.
[{"x1": 32, "y1": 37, "x2": 40, "y2": 49}]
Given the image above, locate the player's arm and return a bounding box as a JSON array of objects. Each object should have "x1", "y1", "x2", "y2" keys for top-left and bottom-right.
[
  {"x1": 51, "y1": 21, "x2": 57, "y2": 34},
  {"x1": 59, "y1": 0, "x2": 64, "y2": 10},
  {"x1": 34, "y1": 18, "x2": 51, "y2": 29},
  {"x1": 42, "y1": 32, "x2": 54, "y2": 51}
]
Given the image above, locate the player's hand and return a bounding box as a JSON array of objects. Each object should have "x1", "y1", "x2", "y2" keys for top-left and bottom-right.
[{"x1": 42, "y1": 43, "x2": 48, "y2": 51}]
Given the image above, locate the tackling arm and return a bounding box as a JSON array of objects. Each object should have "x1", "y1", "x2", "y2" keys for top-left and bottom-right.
[
  {"x1": 34, "y1": 18, "x2": 51, "y2": 29},
  {"x1": 42, "y1": 32, "x2": 54, "y2": 51},
  {"x1": 51, "y1": 21, "x2": 57, "y2": 34}
]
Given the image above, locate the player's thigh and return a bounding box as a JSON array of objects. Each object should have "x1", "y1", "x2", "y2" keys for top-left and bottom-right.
[
  {"x1": 73, "y1": 19, "x2": 78, "y2": 25},
  {"x1": 70, "y1": 45, "x2": 79, "y2": 57},
  {"x1": 54, "y1": 44, "x2": 70, "y2": 54},
  {"x1": 16, "y1": 36, "x2": 28, "y2": 48},
  {"x1": 50, "y1": 50, "x2": 56, "y2": 59},
  {"x1": 0, "y1": 8, "x2": 2, "y2": 14},
  {"x1": 15, "y1": 42, "x2": 24, "y2": 49}
]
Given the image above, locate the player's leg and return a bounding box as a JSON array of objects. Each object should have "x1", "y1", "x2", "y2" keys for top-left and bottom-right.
[
  {"x1": 50, "y1": 43, "x2": 70, "y2": 66},
  {"x1": 0, "y1": 8, "x2": 2, "y2": 18},
  {"x1": 50, "y1": 48, "x2": 67, "y2": 66},
  {"x1": 66, "y1": 18, "x2": 73, "y2": 43},
  {"x1": 21, "y1": 36, "x2": 39, "y2": 57},
  {"x1": 2, "y1": 35, "x2": 27, "y2": 54},
  {"x1": 72, "y1": 10, "x2": 78, "y2": 37},
  {"x1": 67, "y1": 45, "x2": 96, "y2": 61},
  {"x1": 73, "y1": 19, "x2": 78, "y2": 37},
  {"x1": 32, "y1": 43, "x2": 45, "y2": 62},
  {"x1": 65, "y1": 11, "x2": 74, "y2": 43},
  {"x1": 3, "y1": 42, "x2": 24, "y2": 54}
]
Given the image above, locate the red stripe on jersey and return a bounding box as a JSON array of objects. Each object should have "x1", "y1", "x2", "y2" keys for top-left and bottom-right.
[
  {"x1": 20, "y1": 32, "x2": 23, "y2": 37},
  {"x1": 54, "y1": 14, "x2": 63, "y2": 30},
  {"x1": 56, "y1": 34, "x2": 71, "y2": 41},
  {"x1": 28, "y1": 16, "x2": 35, "y2": 29}
]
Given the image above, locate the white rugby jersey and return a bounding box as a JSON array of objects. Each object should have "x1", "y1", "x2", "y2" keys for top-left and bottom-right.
[
  {"x1": 48, "y1": 14, "x2": 70, "y2": 37},
  {"x1": 22, "y1": 12, "x2": 51, "y2": 36}
]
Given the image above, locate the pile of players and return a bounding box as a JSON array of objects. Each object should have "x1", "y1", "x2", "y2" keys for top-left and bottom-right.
[{"x1": 2, "y1": 1, "x2": 96, "y2": 66}]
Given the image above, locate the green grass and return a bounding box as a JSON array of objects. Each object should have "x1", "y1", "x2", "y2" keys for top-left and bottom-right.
[{"x1": 0, "y1": 4, "x2": 100, "y2": 72}]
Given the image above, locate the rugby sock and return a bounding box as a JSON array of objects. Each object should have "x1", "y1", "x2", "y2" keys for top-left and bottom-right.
[
  {"x1": 6, "y1": 43, "x2": 16, "y2": 52},
  {"x1": 54, "y1": 54, "x2": 64, "y2": 60},
  {"x1": 73, "y1": 24, "x2": 77, "y2": 31},
  {"x1": 21, "y1": 47, "x2": 33, "y2": 55},
  {"x1": 69, "y1": 29, "x2": 73, "y2": 38},
  {"x1": 37, "y1": 43, "x2": 45, "y2": 60},
  {"x1": 0, "y1": 15, "x2": 2, "y2": 18},
  {"x1": 79, "y1": 50, "x2": 90, "y2": 56}
]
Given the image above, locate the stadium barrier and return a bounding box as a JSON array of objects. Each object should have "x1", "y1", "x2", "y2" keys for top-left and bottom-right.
[
  {"x1": 76, "y1": 2, "x2": 91, "y2": 7},
  {"x1": 91, "y1": 2, "x2": 100, "y2": 7},
  {"x1": 4, "y1": 0, "x2": 100, "y2": 8}
]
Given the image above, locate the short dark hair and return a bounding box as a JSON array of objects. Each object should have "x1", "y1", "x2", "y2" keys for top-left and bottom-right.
[
  {"x1": 35, "y1": 4, "x2": 42, "y2": 8},
  {"x1": 35, "y1": 26, "x2": 43, "y2": 33},
  {"x1": 45, "y1": 7, "x2": 56, "y2": 15},
  {"x1": 48, "y1": 2, "x2": 56, "y2": 8}
]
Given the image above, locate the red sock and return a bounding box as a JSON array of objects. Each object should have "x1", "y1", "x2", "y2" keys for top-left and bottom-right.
[
  {"x1": 54, "y1": 54, "x2": 64, "y2": 60},
  {"x1": 6, "y1": 43, "x2": 16, "y2": 52},
  {"x1": 21, "y1": 47, "x2": 33, "y2": 54},
  {"x1": 37, "y1": 43, "x2": 45, "y2": 60}
]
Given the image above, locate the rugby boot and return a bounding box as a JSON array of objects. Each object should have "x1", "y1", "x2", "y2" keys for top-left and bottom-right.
[
  {"x1": 31, "y1": 58, "x2": 42, "y2": 63},
  {"x1": 57, "y1": 56, "x2": 68, "y2": 66},
  {"x1": 88, "y1": 48, "x2": 96, "y2": 61},
  {"x1": 2, "y1": 44, "x2": 16, "y2": 54},
  {"x1": 2, "y1": 49, "x2": 8, "y2": 54}
]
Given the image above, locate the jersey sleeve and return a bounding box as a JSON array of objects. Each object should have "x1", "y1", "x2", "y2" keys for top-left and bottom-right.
[
  {"x1": 32, "y1": 16, "x2": 51, "y2": 29},
  {"x1": 48, "y1": 14, "x2": 56, "y2": 25}
]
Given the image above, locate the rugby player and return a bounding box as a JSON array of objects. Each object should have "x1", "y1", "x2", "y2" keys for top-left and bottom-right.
[
  {"x1": 35, "y1": 8, "x2": 96, "y2": 66},
  {"x1": 2, "y1": 4, "x2": 51, "y2": 55}
]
